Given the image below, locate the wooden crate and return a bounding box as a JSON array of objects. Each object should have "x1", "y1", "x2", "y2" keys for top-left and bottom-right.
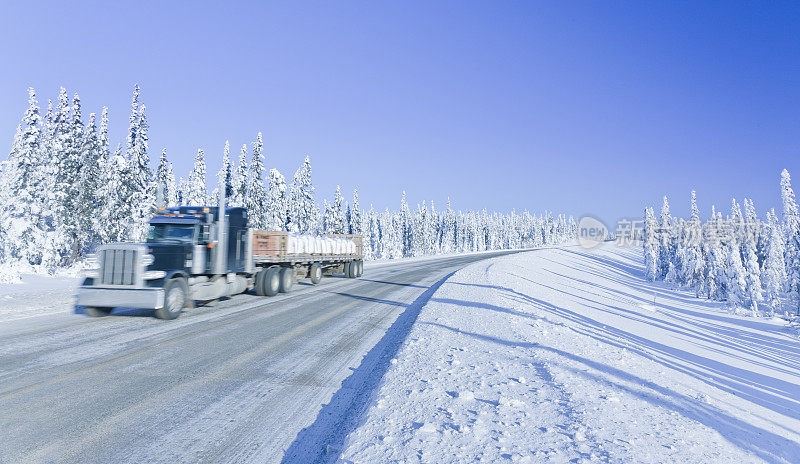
[{"x1": 253, "y1": 231, "x2": 287, "y2": 258}]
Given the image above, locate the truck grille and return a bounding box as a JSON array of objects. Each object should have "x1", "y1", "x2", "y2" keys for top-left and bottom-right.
[{"x1": 100, "y1": 248, "x2": 140, "y2": 286}]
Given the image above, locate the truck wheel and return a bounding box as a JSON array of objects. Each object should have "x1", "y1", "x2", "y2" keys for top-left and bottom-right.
[
  {"x1": 255, "y1": 269, "x2": 267, "y2": 296},
  {"x1": 279, "y1": 267, "x2": 294, "y2": 293},
  {"x1": 349, "y1": 261, "x2": 358, "y2": 278},
  {"x1": 155, "y1": 279, "x2": 186, "y2": 320},
  {"x1": 356, "y1": 260, "x2": 364, "y2": 277},
  {"x1": 310, "y1": 263, "x2": 322, "y2": 284},
  {"x1": 265, "y1": 267, "x2": 280, "y2": 296},
  {"x1": 85, "y1": 306, "x2": 113, "y2": 317},
  {"x1": 343, "y1": 261, "x2": 352, "y2": 278}
]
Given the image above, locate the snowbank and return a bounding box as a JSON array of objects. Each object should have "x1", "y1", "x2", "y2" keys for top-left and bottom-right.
[
  {"x1": 0, "y1": 272, "x2": 80, "y2": 321},
  {"x1": 336, "y1": 244, "x2": 800, "y2": 463}
]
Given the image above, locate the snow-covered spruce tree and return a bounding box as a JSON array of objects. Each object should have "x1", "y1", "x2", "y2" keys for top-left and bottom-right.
[
  {"x1": 155, "y1": 148, "x2": 171, "y2": 207},
  {"x1": 166, "y1": 161, "x2": 178, "y2": 207},
  {"x1": 78, "y1": 112, "x2": 104, "y2": 248},
  {"x1": 762, "y1": 210, "x2": 786, "y2": 315},
  {"x1": 742, "y1": 220, "x2": 764, "y2": 315},
  {"x1": 97, "y1": 144, "x2": 128, "y2": 243},
  {"x1": 442, "y1": 199, "x2": 456, "y2": 253},
  {"x1": 364, "y1": 205, "x2": 378, "y2": 260},
  {"x1": 50, "y1": 91, "x2": 86, "y2": 264},
  {"x1": 725, "y1": 239, "x2": 748, "y2": 311},
  {"x1": 427, "y1": 201, "x2": 438, "y2": 254},
  {"x1": 739, "y1": 198, "x2": 763, "y2": 314},
  {"x1": 232, "y1": 144, "x2": 248, "y2": 207},
  {"x1": 211, "y1": 141, "x2": 232, "y2": 205},
  {"x1": 345, "y1": 202, "x2": 352, "y2": 235},
  {"x1": 780, "y1": 169, "x2": 800, "y2": 315},
  {"x1": 350, "y1": 189, "x2": 362, "y2": 235},
  {"x1": 399, "y1": 191, "x2": 413, "y2": 257},
  {"x1": 332, "y1": 185, "x2": 346, "y2": 234},
  {"x1": 412, "y1": 203, "x2": 425, "y2": 257},
  {"x1": 287, "y1": 156, "x2": 315, "y2": 233},
  {"x1": 381, "y1": 208, "x2": 402, "y2": 259},
  {"x1": 176, "y1": 177, "x2": 186, "y2": 206},
  {"x1": 682, "y1": 190, "x2": 705, "y2": 294},
  {"x1": 643, "y1": 206, "x2": 659, "y2": 281},
  {"x1": 126, "y1": 103, "x2": 153, "y2": 241},
  {"x1": 0, "y1": 87, "x2": 46, "y2": 265},
  {"x1": 322, "y1": 199, "x2": 333, "y2": 232},
  {"x1": 658, "y1": 196, "x2": 673, "y2": 279},
  {"x1": 265, "y1": 168, "x2": 287, "y2": 231},
  {"x1": 185, "y1": 149, "x2": 208, "y2": 206},
  {"x1": 93, "y1": 107, "x2": 112, "y2": 228},
  {"x1": 743, "y1": 198, "x2": 765, "y2": 268},
  {"x1": 246, "y1": 132, "x2": 268, "y2": 229}
]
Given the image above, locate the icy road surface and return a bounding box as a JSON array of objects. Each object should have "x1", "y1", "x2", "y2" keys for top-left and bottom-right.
[
  {"x1": 0, "y1": 250, "x2": 521, "y2": 463},
  {"x1": 337, "y1": 246, "x2": 800, "y2": 464}
]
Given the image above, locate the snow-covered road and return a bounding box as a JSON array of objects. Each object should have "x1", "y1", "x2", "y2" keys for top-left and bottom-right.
[
  {"x1": 0, "y1": 250, "x2": 521, "y2": 463},
  {"x1": 337, "y1": 245, "x2": 800, "y2": 464}
]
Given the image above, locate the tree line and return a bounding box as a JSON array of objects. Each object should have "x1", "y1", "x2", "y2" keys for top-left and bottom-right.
[
  {"x1": 642, "y1": 170, "x2": 800, "y2": 317},
  {"x1": 0, "y1": 85, "x2": 576, "y2": 272}
]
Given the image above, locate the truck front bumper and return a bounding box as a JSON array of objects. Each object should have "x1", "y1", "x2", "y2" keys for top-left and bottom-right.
[{"x1": 76, "y1": 287, "x2": 164, "y2": 309}]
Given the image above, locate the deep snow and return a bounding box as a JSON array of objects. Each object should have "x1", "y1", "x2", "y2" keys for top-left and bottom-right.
[{"x1": 335, "y1": 245, "x2": 800, "y2": 463}]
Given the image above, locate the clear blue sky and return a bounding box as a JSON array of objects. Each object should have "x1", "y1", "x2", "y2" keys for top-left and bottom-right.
[{"x1": 1, "y1": 1, "x2": 798, "y2": 225}]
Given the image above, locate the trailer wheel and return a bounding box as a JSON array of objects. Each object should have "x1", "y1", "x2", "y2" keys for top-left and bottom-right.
[
  {"x1": 85, "y1": 306, "x2": 113, "y2": 317},
  {"x1": 279, "y1": 267, "x2": 294, "y2": 293},
  {"x1": 255, "y1": 269, "x2": 267, "y2": 296},
  {"x1": 356, "y1": 260, "x2": 363, "y2": 277},
  {"x1": 343, "y1": 261, "x2": 352, "y2": 278},
  {"x1": 310, "y1": 263, "x2": 322, "y2": 284},
  {"x1": 265, "y1": 267, "x2": 280, "y2": 296},
  {"x1": 155, "y1": 279, "x2": 186, "y2": 320}
]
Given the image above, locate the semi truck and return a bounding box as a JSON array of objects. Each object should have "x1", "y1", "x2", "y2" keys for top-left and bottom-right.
[{"x1": 75, "y1": 202, "x2": 364, "y2": 320}]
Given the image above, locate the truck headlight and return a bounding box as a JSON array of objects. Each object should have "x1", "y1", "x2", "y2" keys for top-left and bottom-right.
[
  {"x1": 143, "y1": 270, "x2": 166, "y2": 280},
  {"x1": 142, "y1": 254, "x2": 155, "y2": 266}
]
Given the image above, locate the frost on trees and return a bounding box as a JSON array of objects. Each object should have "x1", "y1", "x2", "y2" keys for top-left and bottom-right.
[
  {"x1": 350, "y1": 189, "x2": 362, "y2": 235},
  {"x1": 232, "y1": 143, "x2": 248, "y2": 208},
  {"x1": 246, "y1": 132, "x2": 268, "y2": 229},
  {"x1": 186, "y1": 149, "x2": 208, "y2": 207},
  {"x1": 643, "y1": 206, "x2": 659, "y2": 281},
  {"x1": 266, "y1": 168, "x2": 287, "y2": 231},
  {"x1": 287, "y1": 156, "x2": 315, "y2": 233}
]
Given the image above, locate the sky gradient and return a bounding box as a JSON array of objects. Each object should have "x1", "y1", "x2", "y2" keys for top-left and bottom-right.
[{"x1": 1, "y1": 1, "x2": 798, "y2": 225}]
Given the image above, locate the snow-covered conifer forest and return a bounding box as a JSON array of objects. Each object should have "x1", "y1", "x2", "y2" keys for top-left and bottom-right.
[
  {"x1": 0, "y1": 86, "x2": 576, "y2": 275},
  {"x1": 643, "y1": 173, "x2": 800, "y2": 319}
]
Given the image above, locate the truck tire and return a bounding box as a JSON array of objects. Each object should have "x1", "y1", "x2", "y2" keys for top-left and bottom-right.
[
  {"x1": 85, "y1": 306, "x2": 113, "y2": 317},
  {"x1": 344, "y1": 261, "x2": 353, "y2": 278},
  {"x1": 279, "y1": 267, "x2": 294, "y2": 293},
  {"x1": 265, "y1": 267, "x2": 280, "y2": 296},
  {"x1": 255, "y1": 269, "x2": 267, "y2": 296},
  {"x1": 310, "y1": 263, "x2": 322, "y2": 284},
  {"x1": 155, "y1": 279, "x2": 186, "y2": 320},
  {"x1": 356, "y1": 260, "x2": 363, "y2": 277}
]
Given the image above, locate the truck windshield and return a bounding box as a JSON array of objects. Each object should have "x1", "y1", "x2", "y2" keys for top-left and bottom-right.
[{"x1": 147, "y1": 224, "x2": 197, "y2": 243}]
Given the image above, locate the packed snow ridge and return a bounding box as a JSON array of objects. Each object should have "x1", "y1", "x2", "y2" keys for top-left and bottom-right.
[{"x1": 316, "y1": 245, "x2": 800, "y2": 464}]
